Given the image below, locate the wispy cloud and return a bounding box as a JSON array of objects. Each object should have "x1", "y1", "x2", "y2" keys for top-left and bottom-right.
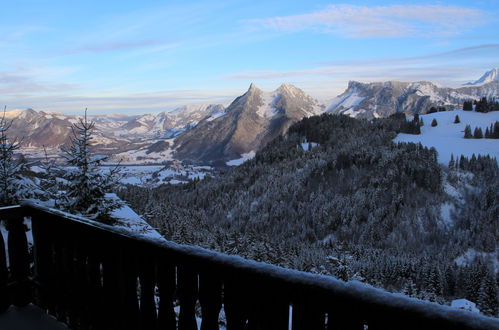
[
  {"x1": 245, "y1": 4, "x2": 486, "y2": 38},
  {"x1": 2, "y1": 89, "x2": 236, "y2": 114},
  {"x1": 0, "y1": 70, "x2": 78, "y2": 94},
  {"x1": 224, "y1": 43, "x2": 499, "y2": 98},
  {"x1": 66, "y1": 39, "x2": 176, "y2": 55}
]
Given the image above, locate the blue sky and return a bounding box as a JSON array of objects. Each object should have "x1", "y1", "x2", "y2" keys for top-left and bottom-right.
[{"x1": 1, "y1": 0, "x2": 499, "y2": 114}]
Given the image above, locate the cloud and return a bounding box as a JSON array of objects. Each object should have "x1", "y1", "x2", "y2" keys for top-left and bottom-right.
[
  {"x1": 67, "y1": 39, "x2": 175, "y2": 55},
  {"x1": 0, "y1": 70, "x2": 78, "y2": 94},
  {"x1": 224, "y1": 43, "x2": 499, "y2": 99},
  {"x1": 245, "y1": 4, "x2": 486, "y2": 38},
  {"x1": 2, "y1": 89, "x2": 236, "y2": 114}
]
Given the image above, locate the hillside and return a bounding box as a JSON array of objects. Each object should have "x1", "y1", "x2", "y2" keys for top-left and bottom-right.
[
  {"x1": 395, "y1": 110, "x2": 499, "y2": 164},
  {"x1": 120, "y1": 113, "x2": 498, "y2": 316}
]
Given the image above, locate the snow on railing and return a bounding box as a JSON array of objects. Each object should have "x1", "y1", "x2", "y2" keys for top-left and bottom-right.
[{"x1": 0, "y1": 202, "x2": 498, "y2": 330}]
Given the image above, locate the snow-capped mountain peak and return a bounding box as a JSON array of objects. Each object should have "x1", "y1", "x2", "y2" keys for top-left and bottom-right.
[{"x1": 464, "y1": 68, "x2": 499, "y2": 86}]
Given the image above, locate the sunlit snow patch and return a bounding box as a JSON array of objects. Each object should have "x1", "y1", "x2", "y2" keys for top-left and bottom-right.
[{"x1": 395, "y1": 110, "x2": 499, "y2": 165}]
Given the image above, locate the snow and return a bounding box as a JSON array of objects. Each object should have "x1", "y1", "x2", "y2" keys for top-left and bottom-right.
[
  {"x1": 394, "y1": 110, "x2": 499, "y2": 165},
  {"x1": 108, "y1": 194, "x2": 165, "y2": 240},
  {"x1": 110, "y1": 163, "x2": 212, "y2": 187},
  {"x1": 256, "y1": 92, "x2": 279, "y2": 118},
  {"x1": 464, "y1": 68, "x2": 499, "y2": 86},
  {"x1": 451, "y1": 299, "x2": 480, "y2": 314},
  {"x1": 413, "y1": 82, "x2": 442, "y2": 102},
  {"x1": 455, "y1": 248, "x2": 499, "y2": 273},
  {"x1": 2, "y1": 109, "x2": 25, "y2": 118},
  {"x1": 300, "y1": 141, "x2": 318, "y2": 151},
  {"x1": 226, "y1": 151, "x2": 256, "y2": 166},
  {"x1": 439, "y1": 203, "x2": 454, "y2": 227},
  {"x1": 206, "y1": 110, "x2": 226, "y2": 122},
  {"x1": 327, "y1": 90, "x2": 365, "y2": 112}
]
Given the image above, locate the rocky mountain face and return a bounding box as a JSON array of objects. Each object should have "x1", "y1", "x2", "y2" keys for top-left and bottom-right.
[
  {"x1": 327, "y1": 80, "x2": 499, "y2": 119},
  {"x1": 174, "y1": 83, "x2": 324, "y2": 163}
]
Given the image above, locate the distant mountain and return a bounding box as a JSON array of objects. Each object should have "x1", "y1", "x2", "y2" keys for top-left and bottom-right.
[
  {"x1": 174, "y1": 83, "x2": 324, "y2": 163},
  {"x1": 327, "y1": 80, "x2": 499, "y2": 119},
  {"x1": 121, "y1": 104, "x2": 224, "y2": 138},
  {"x1": 2, "y1": 104, "x2": 224, "y2": 155},
  {"x1": 464, "y1": 68, "x2": 499, "y2": 86}
]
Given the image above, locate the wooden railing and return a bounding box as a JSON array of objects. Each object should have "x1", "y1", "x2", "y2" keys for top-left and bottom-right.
[{"x1": 0, "y1": 202, "x2": 498, "y2": 330}]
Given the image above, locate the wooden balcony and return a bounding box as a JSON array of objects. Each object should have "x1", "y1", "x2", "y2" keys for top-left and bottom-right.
[{"x1": 0, "y1": 202, "x2": 498, "y2": 330}]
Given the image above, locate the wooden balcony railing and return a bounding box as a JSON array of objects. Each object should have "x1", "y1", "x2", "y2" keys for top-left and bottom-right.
[{"x1": 0, "y1": 202, "x2": 498, "y2": 330}]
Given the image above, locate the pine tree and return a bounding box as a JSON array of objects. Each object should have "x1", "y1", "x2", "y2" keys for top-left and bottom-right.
[
  {"x1": 473, "y1": 127, "x2": 483, "y2": 139},
  {"x1": 463, "y1": 100, "x2": 473, "y2": 111},
  {"x1": 431, "y1": 118, "x2": 438, "y2": 127},
  {"x1": 448, "y1": 154, "x2": 455, "y2": 168},
  {"x1": 0, "y1": 107, "x2": 35, "y2": 206},
  {"x1": 485, "y1": 127, "x2": 490, "y2": 138},
  {"x1": 454, "y1": 115, "x2": 460, "y2": 124},
  {"x1": 478, "y1": 271, "x2": 498, "y2": 317},
  {"x1": 464, "y1": 125, "x2": 472, "y2": 139},
  {"x1": 60, "y1": 109, "x2": 122, "y2": 222}
]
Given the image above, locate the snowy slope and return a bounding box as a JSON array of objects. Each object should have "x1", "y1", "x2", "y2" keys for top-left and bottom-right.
[
  {"x1": 464, "y1": 68, "x2": 499, "y2": 86},
  {"x1": 395, "y1": 110, "x2": 499, "y2": 165}
]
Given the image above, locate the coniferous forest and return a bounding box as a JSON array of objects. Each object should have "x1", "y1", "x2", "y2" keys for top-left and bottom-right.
[{"x1": 119, "y1": 114, "x2": 499, "y2": 316}]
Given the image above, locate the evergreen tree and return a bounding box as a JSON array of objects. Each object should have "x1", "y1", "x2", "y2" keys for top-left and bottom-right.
[
  {"x1": 0, "y1": 107, "x2": 35, "y2": 206},
  {"x1": 463, "y1": 100, "x2": 473, "y2": 111},
  {"x1": 473, "y1": 127, "x2": 483, "y2": 139},
  {"x1": 60, "y1": 109, "x2": 122, "y2": 222},
  {"x1": 478, "y1": 271, "x2": 498, "y2": 317},
  {"x1": 454, "y1": 115, "x2": 460, "y2": 124},
  {"x1": 464, "y1": 125, "x2": 472, "y2": 139},
  {"x1": 448, "y1": 154, "x2": 455, "y2": 168},
  {"x1": 485, "y1": 127, "x2": 490, "y2": 138},
  {"x1": 431, "y1": 118, "x2": 438, "y2": 127}
]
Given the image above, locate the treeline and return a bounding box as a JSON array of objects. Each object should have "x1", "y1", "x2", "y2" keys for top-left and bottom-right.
[
  {"x1": 463, "y1": 98, "x2": 499, "y2": 112},
  {"x1": 119, "y1": 114, "x2": 498, "y2": 316},
  {"x1": 464, "y1": 122, "x2": 499, "y2": 139}
]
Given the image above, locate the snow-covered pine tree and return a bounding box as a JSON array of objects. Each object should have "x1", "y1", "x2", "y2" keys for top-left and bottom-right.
[
  {"x1": 0, "y1": 107, "x2": 36, "y2": 206},
  {"x1": 478, "y1": 271, "x2": 498, "y2": 317},
  {"x1": 35, "y1": 146, "x2": 63, "y2": 206},
  {"x1": 60, "y1": 109, "x2": 122, "y2": 223}
]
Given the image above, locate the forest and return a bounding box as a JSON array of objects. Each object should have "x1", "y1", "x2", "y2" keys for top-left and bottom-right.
[{"x1": 119, "y1": 113, "x2": 498, "y2": 317}]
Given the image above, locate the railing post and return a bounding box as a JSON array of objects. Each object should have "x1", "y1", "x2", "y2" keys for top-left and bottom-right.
[
  {"x1": 0, "y1": 224, "x2": 8, "y2": 312},
  {"x1": 157, "y1": 261, "x2": 176, "y2": 330},
  {"x1": 292, "y1": 296, "x2": 325, "y2": 330},
  {"x1": 199, "y1": 270, "x2": 222, "y2": 330},
  {"x1": 178, "y1": 264, "x2": 199, "y2": 330},
  {"x1": 224, "y1": 275, "x2": 249, "y2": 329},
  {"x1": 7, "y1": 215, "x2": 31, "y2": 306},
  {"x1": 138, "y1": 251, "x2": 157, "y2": 329},
  {"x1": 31, "y1": 212, "x2": 56, "y2": 314}
]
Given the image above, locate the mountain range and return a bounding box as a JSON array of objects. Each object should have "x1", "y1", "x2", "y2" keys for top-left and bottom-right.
[{"x1": 3, "y1": 69, "x2": 498, "y2": 164}]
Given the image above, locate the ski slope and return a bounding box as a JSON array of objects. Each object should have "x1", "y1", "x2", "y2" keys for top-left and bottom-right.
[{"x1": 395, "y1": 110, "x2": 499, "y2": 165}]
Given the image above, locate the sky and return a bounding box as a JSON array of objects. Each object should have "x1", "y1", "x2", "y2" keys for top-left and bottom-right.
[{"x1": 1, "y1": 0, "x2": 499, "y2": 114}]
